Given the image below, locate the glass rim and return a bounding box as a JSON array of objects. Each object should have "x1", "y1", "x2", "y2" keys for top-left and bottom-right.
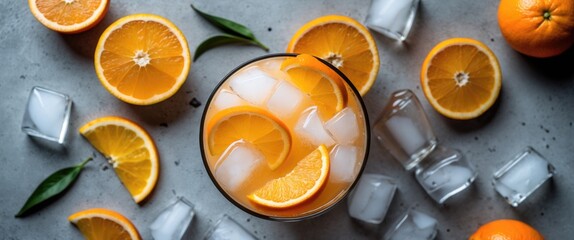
[{"x1": 199, "y1": 53, "x2": 371, "y2": 221}]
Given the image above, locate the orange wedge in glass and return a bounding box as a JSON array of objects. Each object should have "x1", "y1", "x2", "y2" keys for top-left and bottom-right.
[
  {"x1": 207, "y1": 106, "x2": 291, "y2": 170},
  {"x1": 94, "y1": 14, "x2": 191, "y2": 105},
  {"x1": 69, "y1": 208, "x2": 141, "y2": 240},
  {"x1": 79, "y1": 116, "x2": 159, "y2": 203},
  {"x1": 287, "y1": 15, "x2": 380, "y2": 96},
  {"x1": 248, "y1": 145, "x2": 330, "y2": 209},
  {"x1": 421, "y1": 38, "x2": 502, "y2": 120}
]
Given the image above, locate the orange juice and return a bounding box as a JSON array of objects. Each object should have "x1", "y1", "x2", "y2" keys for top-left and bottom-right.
[{"x1": 201, "y1": 54, "x2": 369, "y2": 220}]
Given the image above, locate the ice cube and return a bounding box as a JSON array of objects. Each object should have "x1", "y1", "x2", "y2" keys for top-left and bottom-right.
[
  {"x1": 266, "y1": 81, "x2": 306, "y2": 118},
  {"x1": 384, "y1": 210, "x2": 437, "y2": 240},
  {"x1": 415, "y1": 147, "x2": 477, "y2": 204},
  {"x1": 295, "y1": 107, "x2": 336, "y2": 147},
  {"x1": 493, "y1": 147, "x2": 555, "y2": 207},
  {"x1": 325, "y1": 107, "x2": 360, "y2": 145},
  {"x1": 366, "y1": 0, "x2": 420, "y2": 41},
  {"x1": 348, "y1": 173, "x2": 397, "y2": 224},
  {"x1": 149, "y1": 197, "x2": 195, "y2": 240},
  {"x1": 329, "y1": 145, "x2": 359, "y2": 183},
  {"x1": 212, "y1": 90, "x2": 245, "y2": 110},
  {"x1": 228, "y1": 66, "x2": 278, "y2": 106},
  {"x1": 204, "y1": 214, "x2": 258, "y2": 240},
  {"x1": 385, "y1": 115, "x2": 426, "y2": 155},
  {"x1": 21, "y1": 86, "x2": 72, "y2": 144},
  {"x1": 214, "y1": 142, "x2": 264, "y2": 191}
]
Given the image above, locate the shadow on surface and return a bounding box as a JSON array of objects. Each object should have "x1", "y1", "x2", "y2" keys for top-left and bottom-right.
[{"x1": 519, "y1": 47, "x2": 574, "y2": 82}]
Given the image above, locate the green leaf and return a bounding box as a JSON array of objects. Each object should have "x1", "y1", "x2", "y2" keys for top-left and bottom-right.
[
  {"x1": 191, "y1": 4, "x2": 259, "y2": 40},
  {"x1": 15, "y1": 157, "x2": 92, "y2": 217},
  {"x1": 194, "y1": 34, "x2": 269, "y2": 61}
]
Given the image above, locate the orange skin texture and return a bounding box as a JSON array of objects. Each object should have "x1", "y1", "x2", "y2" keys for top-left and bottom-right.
[
  {"x1": 498, "y1": 0, "x2": 574, "y2": 58},
  {"x1": 469, "y1": 219, "x2": 544, "y2": 240}
]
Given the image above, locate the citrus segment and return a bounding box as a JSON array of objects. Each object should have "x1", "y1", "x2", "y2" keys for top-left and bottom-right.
[
  {"x1": 421, "y1": 38, "x2": 501, "y2": 120},
  {"x1": 69, "y1": 208, "x2": 141, "y2": 240},
  {"x1": 469, "y1": 219, "x2": 543, "y2": 240},
  {"x1": 281, "y1": 54, "x2": 347, "y2": 120},
  {"x1": 287, "y1": 15, "x2": 380, "y2": 95},
  {"x1": 79, "y1": 116, "x2": 159, "y2": 203},
  {"x1": 248, "y1": 145, "x2": 330, "y2": 209},
  {"x1": 207, "y1": 106, "x2": 291, "y2": 170},
  {"x1": 28, "y1": 0, "x2": 109, "y2": 33},
  {"x1": 95, "y1": 14, "x2": 191, "y2": 105}
]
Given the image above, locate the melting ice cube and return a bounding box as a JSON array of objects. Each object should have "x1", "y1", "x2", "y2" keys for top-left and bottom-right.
[
  {"x1": 228, "y1": 66, "x2": 278, "y2": 106},
  {"x1": 348, "y1": 174, "x2": 397, "y2": 224},
  {"x1": 204, "y1": 214, "x2": 258, "y2": 240},
  {"x1": 266, "y1": 81, "x2": 306, "y2": 118},
  {"x1": 384, "y1": 210, "x2": 437, "y2": 240},
  {"x1": 215, "y1": 142, "x2": 264, "y2": 191},
  {"x1": 325, "y1": 107, "x2": 360, "y2": 145},
  {"x1": 329, "y1": 145, "x2": 359, "y2": 183},
  {"x1": 493, "y1": 147, "x2": 555, "y2": 207},
  {"x1": 295, "y1": 107, "x2": 336, "y2": 147},
  {"x1": 212, "y1": 90, "x2": 245, "y2": 110},
  {"x1": 149, "y1": 197, "x2": 195, "y2": 240}
]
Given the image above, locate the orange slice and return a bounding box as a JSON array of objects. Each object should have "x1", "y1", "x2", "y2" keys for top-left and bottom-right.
[
  {"x1": 95, "y1": 14, "x2": 191, "y2": 105},
  {"x1": 287, "y1": 15, "x2": 380, "y2": 96},
  {"x1": 207, "y1": 106, "x2": 291, "y2": 170},
  {"x1": 69, "y1": 208, "x2": 141, "y2": 240},
  {"x1": 248, "y1": 145, "x2": 330, "y2": 209},
  {"x1": 28, "y1": 0, "x2": 109, "y2": 34},
  {"x1": 79, "y1": 116, "x2": 159, "y2": 203},
  {"x1": 421, "y1": 38, "x2": 502, "y2": 120},
  {"x1": 281, "y1": 54, "x2": 347, "y2": 120}
]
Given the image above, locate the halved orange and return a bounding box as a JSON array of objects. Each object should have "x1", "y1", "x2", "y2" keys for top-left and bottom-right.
[
  {"x1": 95, "y1": 14, "x2": 191, "y2": 105},
  {"x1": 421, "y1": 38, "x2": 502, "y2": 120},
  {"x1": 28, "y1": 0, "x2": 109, "y2": 34},
  {"x1": 69, "y1": 208, "x2": 141, "y2": 240},
  {"x1": 470, "y1": 219, "x2": 543, "y2": 240},
  {"x1": 281, "y1": 54, "x2": 347, "y2": 120},
  {"x1": 79, "y1": 116, "x2": 159, "y2": 203},
  {"x1": 287, "y1": 15, "x2": 380, "y2": 96},
  {"x1": 207, "y1": 106, "x2": 291, "y2": 170},
  {"x1": 248, "y1": 145, "x2": 330, "y2": 209}
]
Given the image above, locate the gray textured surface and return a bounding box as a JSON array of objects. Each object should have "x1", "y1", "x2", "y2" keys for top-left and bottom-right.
[{"x1": 1, "y1": 0, "x2": 573, "y2": 239}]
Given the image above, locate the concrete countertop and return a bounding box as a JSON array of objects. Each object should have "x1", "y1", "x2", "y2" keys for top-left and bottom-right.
[{"x1": 1, "y1": 0, "x2": 573, "y2": 239}]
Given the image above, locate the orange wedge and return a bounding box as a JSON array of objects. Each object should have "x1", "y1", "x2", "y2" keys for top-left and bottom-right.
[
  {"x1": 421, "y1": 38, "x2": 502, "y2": 120},
  {"x1": 248, "y1": 145, "x2": 330, "y2": 209},
  {"x1": 287, "y1": 15, "x2": 380, "y2": 96},
  {"x1": 69, "y1": 208, "x2": 141, "y2": 240},
  {"x1": 95, "y1": 14, "x2": 191, "y2": 105},
  {"x1": 79, "y1": 116, "x2": 159, "y2": 203},
  {"x1": 28, "y1": 0, "x2": 109, "y2": 34},
  {"x1": 207, "y1": 106, "x2": 291, "y2": 170},
  {"x1": 281, "y1": 54, "x2": 347, "y2": 120}
]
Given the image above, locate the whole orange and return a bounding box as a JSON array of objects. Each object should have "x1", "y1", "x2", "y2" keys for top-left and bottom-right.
[
  {"x1": 498, "y1": 0, "x2": 574, "y2": 58},
  {"x1": 469, "y1": 219, "x2": 544, "y2": 240}
]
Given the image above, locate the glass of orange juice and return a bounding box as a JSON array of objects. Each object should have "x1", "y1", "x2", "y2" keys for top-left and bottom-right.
[{"x1": 200, "y1": 54, "x2": 370, "y2": 221}]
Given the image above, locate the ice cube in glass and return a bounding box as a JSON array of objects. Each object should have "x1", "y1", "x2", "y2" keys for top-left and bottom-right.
[
  {"x1": 415, "y1": 146, "x2": 477, "y2": 204},
  {"x1": 295, "y1": 107, "x2": 336, "y2": 147},
  {"x1": 347, "y1": 173, "x2": 397, "y2": 224},
  {"x1": 21, "y1": 86, "x2": 72, "y2": 145},
  {"x1": 366, "y1": 0, "x2": 420, "y2": 41},
  {"x1": 203, "y1": 214, "x2": 257, "y2": 240},
  {"x1": 214, "y1": 141, "x2": 265, "y2": 191},
  {"x1": 492, "y1": 146, "x2": 555, "y2": 207},
  {"x1": 325, "y1": 107, "x2": 360, "y2": 145},
  {"x1": 228, "y1": 66, "x2": 278, "y2": 106},
  {"x1": 266, "y1": 80, "x2": 306, "y2": 118},
  {"x1": 149, "y1": 196, "x2": 195, "y2": 240},
  {"x1": 373, "y1": 89, "x2": 437, "y2": 170},
  {"x1": 384, "y1": 209, "x2": 437, "y2": 240},
  {"x1": 212, "y1": 90, "x2": 245, "y2": 111},
  {"x1": 329, "y1": 145, "x2": 359, "y2": 183}
]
